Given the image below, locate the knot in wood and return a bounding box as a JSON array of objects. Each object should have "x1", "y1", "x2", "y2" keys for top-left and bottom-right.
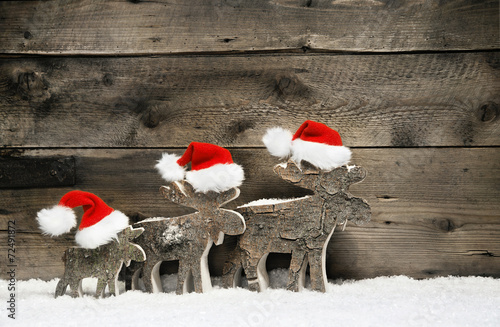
[
  {"x1": 476, "y1": 102, "x2": 498, "y2": 123},
  {"x1": 23, "y1": 31, "x2": 33, "y2": 40},
  {"x1": 274, "y1": 74, "x2": 309, "y2": 99},
  {"x1": 102, "y1": 73, "x2": 114, "y2": 87}
]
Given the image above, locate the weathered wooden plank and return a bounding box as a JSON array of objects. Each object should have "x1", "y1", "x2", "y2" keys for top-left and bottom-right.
[
  {"x1": 0, "y1": 0, "x2": 498, "y2": 54},
  {"x1": 0, "y1": 147, "x2": 498, "y2": 225},
  {"x1": 0, "y1": 147, "x2": 498, "y2": 280},
  {"x1": 327, "y1": 223, "x2": 500, "y2": 279},
  {"x1": 0, "y1": 156, "x2": 75, "y2": 188},
  {"x1": 1, "y1": 52, "x2": 499, "y2": 148}
]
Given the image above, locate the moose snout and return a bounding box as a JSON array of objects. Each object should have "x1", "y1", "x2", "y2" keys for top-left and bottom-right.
[
  {"x1": 351, "y1": 198, "x2": 371, "y2": 225},
  {"x1": 159, "y1": 185, "x2": 172, "y2": 196},
  {"x1": 348, "y1": 166, "x2": 367, "y2": 183}
]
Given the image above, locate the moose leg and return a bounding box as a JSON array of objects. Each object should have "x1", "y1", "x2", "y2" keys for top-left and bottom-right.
[
  {"x1": 55, "y1": 278, "x2": 69, "y2": 298},
  {"x1": 95, "y1": 278, "x2": 107, "y2": 298},
  {"x1": 68, "y1": 279, "x2": 82, "y2": 298},
  {"x1": 256, "y1": 253, "x2": 270, "y2": 291},
  {"x1": 131, "y1": 267, "x2": 142, "y2": 291},
  {"x1": 287, "y1": 251, "x2": 308, "y2": 292},
  {"x1": 108, "y1": 280, "x2": 116, "y2": 297},
  {"x1": 243, "y1": 253, "x2": 268, "y2": 292},
  {"x1": 308, "y1": 251, "x2": 326, "y2": 292},
  {"x1": 150, "y1": 261, "x2": 163, "y2": 293},
  {"x1": 191, "y1": 257, "x2": 211, "y2": 294},
  {"x1": 193, "y1": 241, "x2": 213, "y2": 293},
  {"x1": 242, "y1": 256, "x2": 258, "y2": 291},
  {"x1": 176, "y1": 261, "x2": 192, "y2": 295},
  {"x1": 141, "y1": 261, "x2": 162, "y2": 293},
  {"x1": 221, "y1": 250, "x2": 243, "y2": 288},
  {"x1": 108, "y1": 274, "x2": 121, "y2": 297},
  {"x1": 109, "y1": 262, "x2": 123, "y2": 296}
]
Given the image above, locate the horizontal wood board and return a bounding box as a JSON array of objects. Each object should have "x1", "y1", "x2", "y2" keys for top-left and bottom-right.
[
  {"x1": 0, "y1": 0, "x2": 498, "y2": 55},
  {"x1": 1, "y1": 52, "x2": 499, "y2": 148},
  {"x1": 1, "y1": 147, "x2": 499, "y2": 280}
]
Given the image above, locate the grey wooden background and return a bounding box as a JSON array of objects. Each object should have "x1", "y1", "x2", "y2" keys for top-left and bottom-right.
[{"x1": 0, "y1": 0, "x2": 499, "y2": 281}]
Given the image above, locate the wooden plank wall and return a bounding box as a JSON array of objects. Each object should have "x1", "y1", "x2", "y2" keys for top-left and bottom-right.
[{"x1": 0, "y1": 0, "x2": 499, "y2": 282}]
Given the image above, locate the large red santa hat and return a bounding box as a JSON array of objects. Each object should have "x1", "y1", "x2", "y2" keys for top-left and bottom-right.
[
  {"x1": 155, "y1": 142, "x2": 244, "y2": 193},
  {"x1": 262, "y1": 120, "x2": 351, "y2": 170},
  {"x1": 36, "y1": 190, "x2": 129, "y2": 249}
]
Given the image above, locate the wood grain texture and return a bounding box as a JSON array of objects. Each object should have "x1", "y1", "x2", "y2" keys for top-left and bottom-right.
[
  {"x1": 0, "y1": 0, "x2": 498, "y2": 54},
  {"x1": 1, "y1": 52, "x2": 499, "y2": 148},
  {"x1": 1, "y1": 147, "x2": 498, "y2": 280}
]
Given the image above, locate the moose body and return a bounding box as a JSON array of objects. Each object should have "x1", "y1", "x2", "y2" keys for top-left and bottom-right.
[
  {"x1": 222, "y1": 160, "x2": 371, "y2": 292},
  {"x1": 55, "y1": 226, "x2": 146, "y2": 298},
  {"x1": 132, "y1": 180, "x2": 246, "y2": 294}
]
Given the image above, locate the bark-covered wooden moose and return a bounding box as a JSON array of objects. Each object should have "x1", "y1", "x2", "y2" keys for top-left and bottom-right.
[
  {"x1": 132, "y1": 181, "x2": 246, "y2": 294},
  {"x1": 55, "y1": 226, "x2": 146, "y2": 298},
  {"x1": 36, "y1": 190, "x2": 147, "y2": 298},
  {"x1": 132, "y1": 142, "x2": 246, "y2": 294},
  {"x1": 220, "y1": 120, "x2": 372, "y2": 292},
  {"x1": 222, "y1": 160, "x2": 371, "y2": 292}
]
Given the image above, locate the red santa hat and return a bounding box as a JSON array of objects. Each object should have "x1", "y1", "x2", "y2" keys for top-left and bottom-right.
[
  {"x1": 262, "y1": 120, "x2": 351, "y2": 170},
  {"x1": 36, "y1": 190, "x2": 129, "y2": 249},
  {"x1": 155, "y1": 142, "x2": 244, "y2": 193}
]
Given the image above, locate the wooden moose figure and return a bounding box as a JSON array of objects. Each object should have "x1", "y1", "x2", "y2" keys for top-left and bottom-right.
[
  {"x1": 55, "y1": 226, "x2": 146, "y2": 298},
  {"x1": 219, "y1": 120, "x2": 371, "y2": 292},
  {"x1": 131, "y1": 142, "x2": 246, "y2": 294},
  {"x1": 132, "y1": 180, "x2": 246, "y2": 294},
  {"x1": 221, "y1": 160, "x2": 371, "y2": 293},
  {"x1": 35, "y1": 190, "x2": 147, "y2": 298}
]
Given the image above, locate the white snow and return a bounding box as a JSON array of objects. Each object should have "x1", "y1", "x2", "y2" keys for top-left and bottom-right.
[
  {"x1": 1, "y1": 271, "x2": 499, "y2": 326},
  {"x1": 161, "y1": 224, "x2": 184, "y2": 244},
  {"x1": 238, "y1": 196, "x2": 310, "y2": 208},
  {"x1": 139, "y1": 216, "x2": 169, "y2": 223}
]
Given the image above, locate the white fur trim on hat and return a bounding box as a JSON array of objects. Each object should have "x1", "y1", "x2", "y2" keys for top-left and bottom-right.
[
  {"x1": 262, "y1": 127, "x2": 293, "y2": 158},
  {"x1": 75, "y1": 210, "x2": 129, "y2": 249},
  {"x1": 36, "y1": 205, "x2": 77, "y2": 236},
  {"x1": 155, "y1": 153, "x2": 186, "y2": 182},
  {"x1": 291, "y1": 139, "x2": 351, "y2": 170},
  {"x1": 185, "y1": 163, "x2": 244, "y2": 193}
]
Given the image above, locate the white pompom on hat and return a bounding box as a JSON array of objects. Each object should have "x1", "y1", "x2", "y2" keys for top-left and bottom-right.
[
  {"x1": 36, "y1": 190, "x2": 129, "y2": 249},
  {"x1": 262, "y1": 120, "x2": 351, "y2": 170},
  {"x1": 155, "y1": 142, "x2": 244, "y2": 193}
]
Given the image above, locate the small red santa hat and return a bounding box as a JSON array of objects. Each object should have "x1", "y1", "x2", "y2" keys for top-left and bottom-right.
[
  {"x1": 262, "y1": 120, "x2": 351, "y2": 170},
  {"x1": 36, "y1": 190, "x2": 129, "y2": 249},
  {"x1": 155, "y1": 142, "x2": 244, "y2": 193}
]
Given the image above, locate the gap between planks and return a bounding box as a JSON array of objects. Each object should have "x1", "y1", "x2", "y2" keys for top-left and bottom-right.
[{"x1": 0, "y1": 48, "x2": 499, "y2": 59}]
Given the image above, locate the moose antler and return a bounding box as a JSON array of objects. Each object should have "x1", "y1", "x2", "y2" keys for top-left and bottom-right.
[
  {"x1": 160, "y1": 181, "x2": 196, "y2": 206},
  {"x1": 273, "y1": 160, "x2": 320, "y2": 191},
  {"x1": 274, "y1": 160, "x2": 368, "y2": 196},
  {"x1": 160, "y1": 181, "x2": 245, "y2": 244},
  {"x1": 160, "y1": 180, "x2": 239, "y2": 210}
]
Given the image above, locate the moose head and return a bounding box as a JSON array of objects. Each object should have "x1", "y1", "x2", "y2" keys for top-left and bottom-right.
[
  {"x1": 273, "y1": 159, "x2": 371, "y2": 227},
  {"x1": 115, "y1": 226, "x2": 147, "y2": 266},
  {"x1": 159, "y1": 180, "x2": 246, "y2": 245}
]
